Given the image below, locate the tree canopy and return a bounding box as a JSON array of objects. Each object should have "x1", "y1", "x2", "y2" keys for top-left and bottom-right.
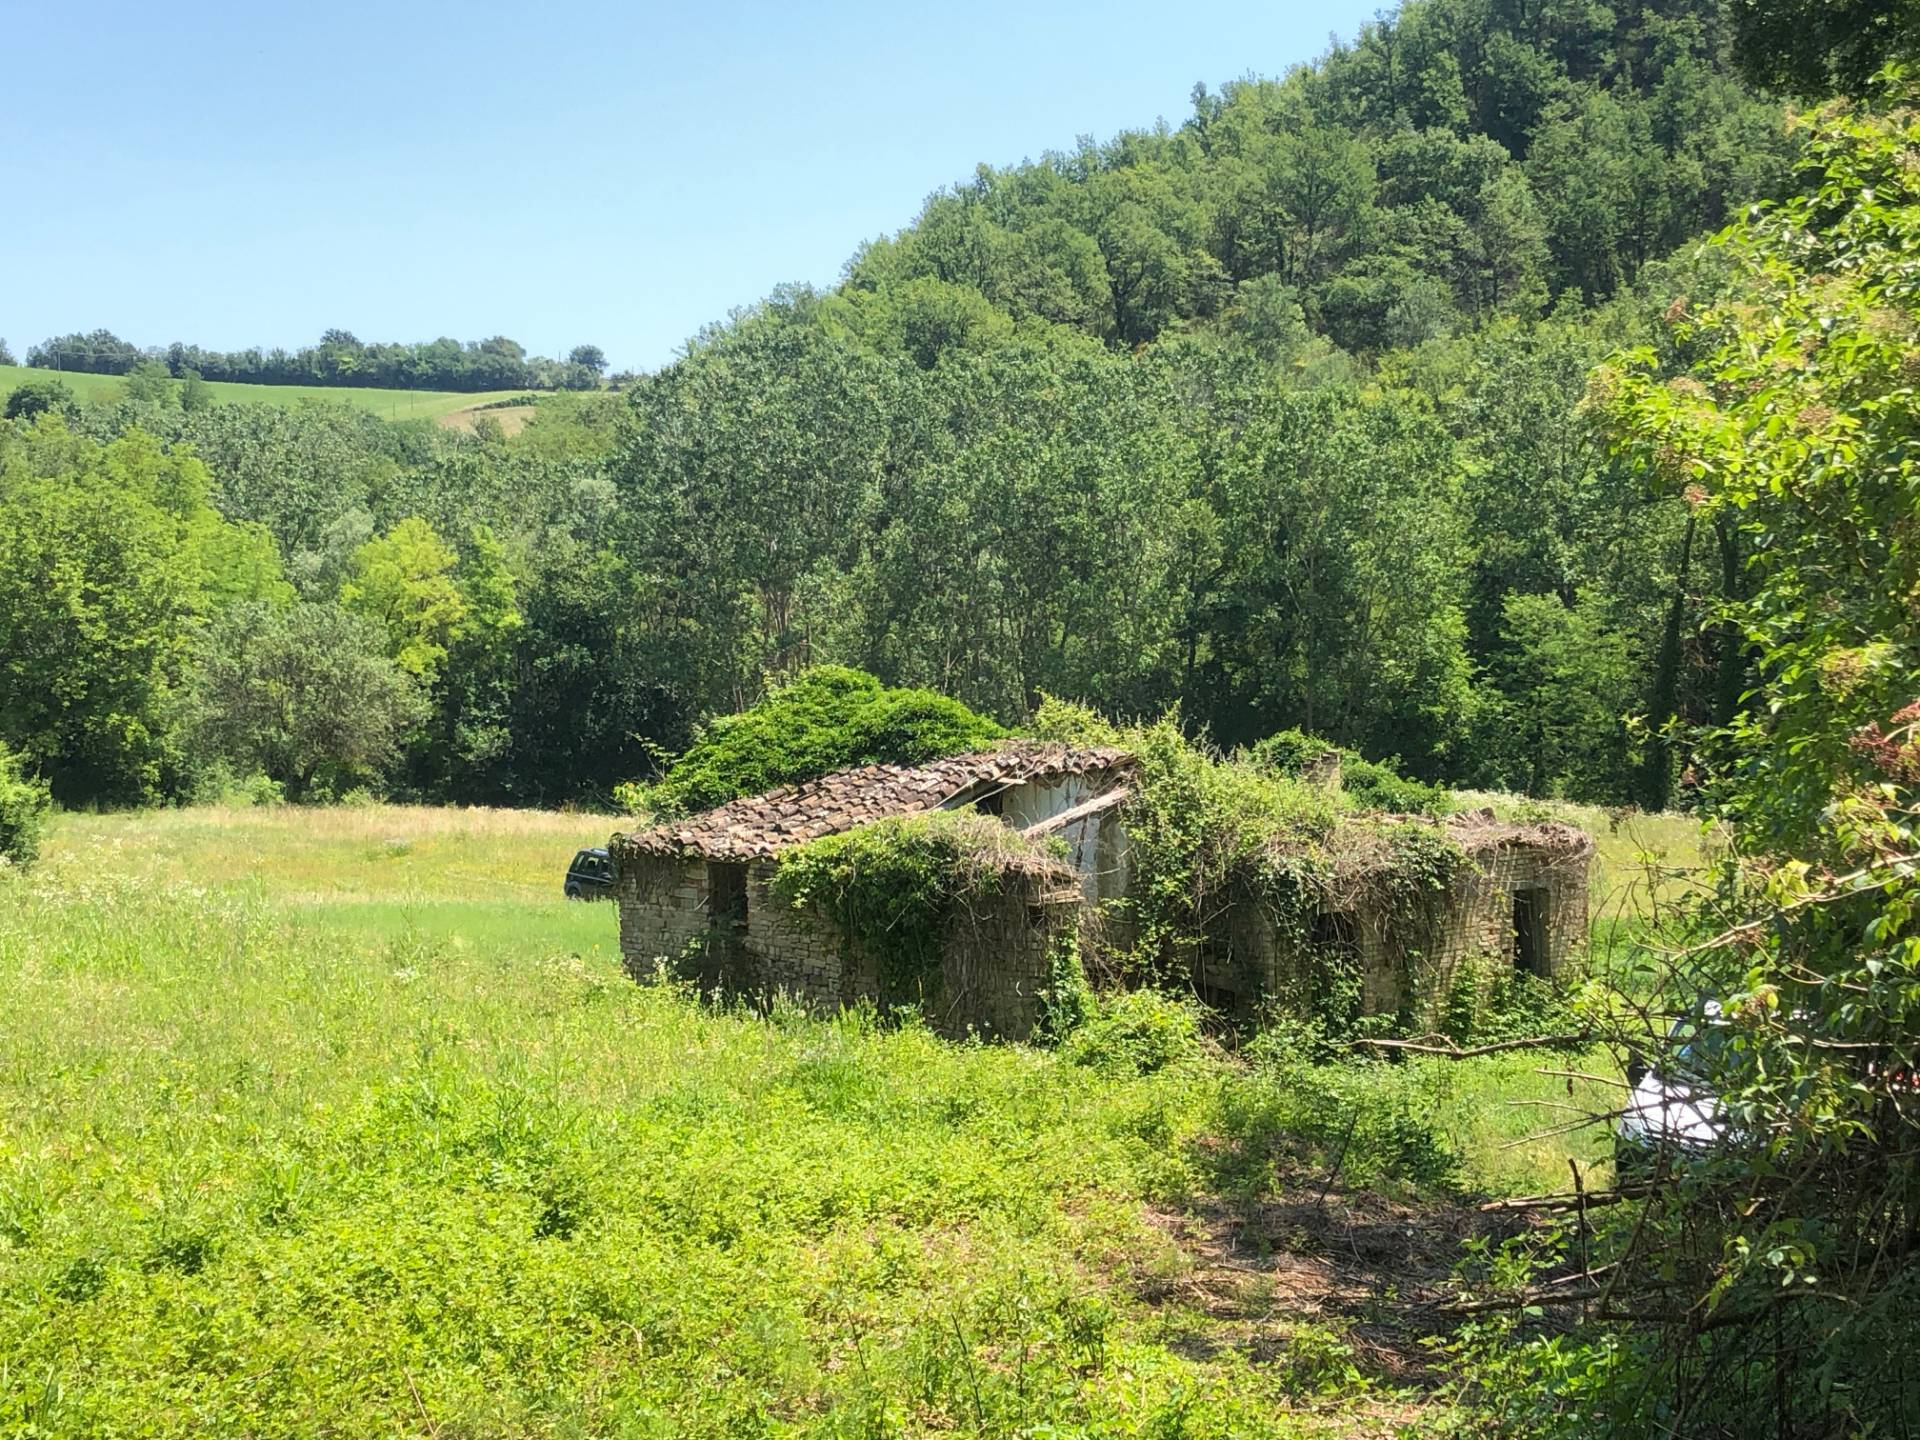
[{"x1": 23, "y1": 328, "x2": 609, "y2": 392}]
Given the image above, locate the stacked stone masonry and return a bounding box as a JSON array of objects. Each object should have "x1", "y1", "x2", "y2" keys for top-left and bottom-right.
[
  {"x1": 614, "y1": 851, "x2": 1072, "y2": 1039},
  {"x1": 1192, "y1": 821, "x2": 1593, "y2": 1031}
]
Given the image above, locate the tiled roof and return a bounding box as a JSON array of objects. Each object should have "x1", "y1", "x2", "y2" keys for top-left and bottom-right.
[{"x1": 612, "y1": 743, "x2": 1134, "y2": 862}]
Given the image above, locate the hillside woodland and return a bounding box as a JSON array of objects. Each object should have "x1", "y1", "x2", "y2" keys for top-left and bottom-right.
[
  {"x1": 2, "y1": 0, "x2": 1820, "y2": 818},
  {"x1": 15, "y1": 329, "x2": 610, "y2": 392}
]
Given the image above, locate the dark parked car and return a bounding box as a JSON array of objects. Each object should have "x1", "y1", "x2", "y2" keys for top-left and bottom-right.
[{"x1": 565, "y1": 846, "x2": 616, "y2": 900}]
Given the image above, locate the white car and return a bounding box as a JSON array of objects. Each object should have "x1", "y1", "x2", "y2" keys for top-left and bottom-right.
[{"x1": 1615, "y1": 1005, "x2": 1731, "y2": 1171}]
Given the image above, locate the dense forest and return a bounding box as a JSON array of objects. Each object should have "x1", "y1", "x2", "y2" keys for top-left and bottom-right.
[
  {"x1": 15, "y1": 328, "x2": 612, "y2": 391},
  {"x1": 0, "y1": 0, "x2": 1826, "y2": 819}
]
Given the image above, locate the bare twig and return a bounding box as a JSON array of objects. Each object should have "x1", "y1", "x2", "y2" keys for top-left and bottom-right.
[
  {"x1": 1479, "y1": 1186, "x2": 1653, "y2": 1213},
  {"x1": 405, "y1": 1368, "x2": 440, "y2": 1440},
  {"x1": 1536, "y1": 1068, "x2": 1634, "y2": 1089},
  {"x1": 1347, "y1": 1032, "x2": 1592, "y2": 1059}
]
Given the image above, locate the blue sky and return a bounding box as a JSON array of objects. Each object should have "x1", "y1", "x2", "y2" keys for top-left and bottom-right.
[{"x1": 2, "y1": 1, "x2": 1379, "y2": 372}]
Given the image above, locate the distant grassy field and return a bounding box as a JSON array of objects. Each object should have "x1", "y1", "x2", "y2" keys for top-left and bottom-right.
[
  {"x1": 0, "y1": 362, "x2": 531, "y2": 422},
  {"x1": 0, "y1": 804, "x2": 1650, "y2": 1436}
]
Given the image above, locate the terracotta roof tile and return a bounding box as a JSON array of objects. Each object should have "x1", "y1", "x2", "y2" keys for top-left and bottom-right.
[{"x1": 612, "y1": 742, "x2": 1134, "y2": 862}]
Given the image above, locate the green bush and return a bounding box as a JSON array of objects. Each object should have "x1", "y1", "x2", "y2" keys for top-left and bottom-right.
[
  {"x1": 1062, "y1": 989, "x2": 1205, "y2": 1074},
  {"x1": 1247, "y1": 728, "x2": 1454, "y2": 815},
  {"x1": 188, "y1": 763, "x2": 287, "y2": 808},
  {"x1": 2, "y1": 377, "x2": 74, "y2": 421},
  {"x1": 637, "y1": 666, "x2": 1005, "y2": 816},
  {"x1": 0, "y1": 742, "x2": 51, "y2": 867},
  {"x1": 771, "y1": 808, "x2": 1048, "y2": 997}
]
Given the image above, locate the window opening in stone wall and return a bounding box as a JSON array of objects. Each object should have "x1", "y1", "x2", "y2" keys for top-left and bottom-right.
[
  {"x1": 708, "y1": 861, "x2": 748, "y2": 927},
  {"x1": 975, "y1": 787, "x2": 1006, "y2": 817},
  {"x1": 1513, "y1": 887, "x2": 1548, "y2": 977},
  {"x1": 1309, "y1": 909, "x2": 1358, "y2": 958}
]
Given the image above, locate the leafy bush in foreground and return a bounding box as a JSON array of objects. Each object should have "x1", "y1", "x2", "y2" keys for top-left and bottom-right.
[
  {"x1": 1062, "y1": 989, "x2": 1206, "y2": 1074},
  {"x1": 1458, "y1": 82, "x2": 1920, "y2": 1437},
  {"x1": 628, "y1": 665, "x2": 1005, "y2": 816}
]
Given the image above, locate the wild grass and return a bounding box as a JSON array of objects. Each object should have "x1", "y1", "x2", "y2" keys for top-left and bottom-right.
[
  {"x1": 0, "y1": 804, "x2": 1667, "y2": 1435},
  {"x1": 0, "y1": 362, "x2": 529, "y2": 422}
]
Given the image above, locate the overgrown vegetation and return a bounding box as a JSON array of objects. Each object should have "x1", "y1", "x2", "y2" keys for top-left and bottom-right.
[
  {"x1": 1437, "y1": 79, "x2": 1920, "y2": 1435},
  {"x1": 1249, "y1": 727, "x2": 1456, "y2": 814},
  {"x1": 0, "y1": 741, "x2": 50, "y2": 867},
  {"x1": 1028, "y1": 698, "x2": 1506, "y2": 1043},
  {"x1": 770, "y1": 808, "x2": 1060, "y2": 996},
  {"x1": 622, "y1": 666, "x2": 1006, "y2": 818},
  {"x1": 0, "y1": 802, "x2": 1608, "y2": 1436},
  {"x1": 21, "y1": 0, "x2": 1920, "y2": 1431}
]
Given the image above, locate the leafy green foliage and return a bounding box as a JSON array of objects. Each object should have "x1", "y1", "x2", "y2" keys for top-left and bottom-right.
[
  {"x1": 0, "y1": 741, "x2": 50, "y2": 867},
  {"x1": 0, "y1": 420, "x2": 284, "y2": 804},
  {"x1": 1459, "y1": 589, "x2": 1640, "y2": 802},
  {"x1": 177, "y1": 369, "x2": 212, "y2": 412},
  {"x1": 339, "y1": 516, "x2": 468, "y2": 685},
  {"x1": 855, "y1": 0, "x2": 1789, "y2": 348},
  {"x1": 3, "y1": 376, "x2": 73, "y2": 420},
  {"x1": 1471, "y1": 81, "x2": 1920, "y2": 1434},
  {"x1": 0, "y1": 2, "x2": 1807, "y2": 817},
  {"x1": 1232, "y1": 1033, "x2": 1465, "y2": 1192},
  {"x1": 123, "y1": 360, "x2": 176, "y2": 406},
  {"x1": 770, "y1": 808, "x2": 1046, "y2": 995},
  {"x1": 1032, "y1": 699, "x2": 1339, "y2": 975},
  {"x1": 185, "y1": 603, "x2": 426, "y2": 801},
  {"x1": 1061, "y1": 989, "x2": 1206, "y2": 1074},
  {"x1": 1248, "y1": 728, "x2": 1454, "y2": 814},
  {"x1": 1732, "y1": 0, "x2": 1919, "y2": 96},
  {"x1": 636, "y1": 666, "x2": 1004, "y2": 817}
]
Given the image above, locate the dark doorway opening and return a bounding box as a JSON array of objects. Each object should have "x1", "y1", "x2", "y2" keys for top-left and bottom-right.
[
  {"x1": 708, "y1": 861, "x2": 748, "y2": 926},
  {"x1": 1513, "y1": 887, "x2": 1549, "y2": 977}
]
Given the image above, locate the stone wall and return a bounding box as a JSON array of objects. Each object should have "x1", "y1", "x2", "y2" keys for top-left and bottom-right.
[
  {"x1": 934, "y1": 883, "x2": 1076, "y2": 1039},
  {"x1": 1192, "y1": 838, "x2": 1592, "y2": 1028},
  {"x1": 615, "y1": 855, "x2": 714, "y2": 982},
  {"x1": 615, "y1": 852, "x2": 1072, "y2": 1041},
  {"x1": 744, "y1": 860, "x2": 860, "y2": 1008},
  {"x1": 1408, "y1": 841, "x2": 1589, "y2": 1028}
]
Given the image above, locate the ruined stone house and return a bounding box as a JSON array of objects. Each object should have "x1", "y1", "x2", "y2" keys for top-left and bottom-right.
[
  {"x1": 609, "y1": 743, "x2": 1594, "y2": 1040},
  {"x1": 609, "y1": 744, "x2": 1135, "y2": 1038},
  {"x1": 1193, "y1": 812, "x2": 1595, "y2": 1031}
]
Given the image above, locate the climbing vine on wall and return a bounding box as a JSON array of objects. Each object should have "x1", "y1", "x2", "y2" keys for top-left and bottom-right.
[
  {"x1": 770, "y1": 809, "x2": 1063, "y2": 997},
  {"x1": 1032, "y1": 696, "x2": 1478, "y2": 1035}
]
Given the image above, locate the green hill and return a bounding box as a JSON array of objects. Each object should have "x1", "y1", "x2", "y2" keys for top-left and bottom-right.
[{"x1": 0, "y1": 363, "x2": 531, "y2": 423}]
